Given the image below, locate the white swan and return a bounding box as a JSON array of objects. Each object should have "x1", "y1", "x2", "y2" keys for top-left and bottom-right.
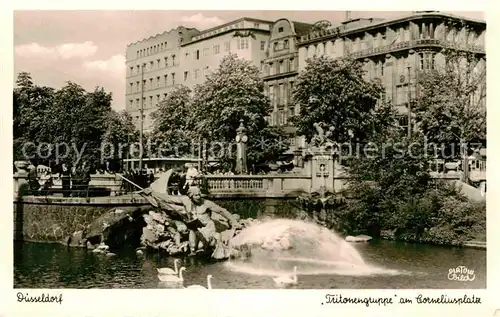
[
  {"x1": 186, "y1": 274, "x2": 213, "y2": 289},
  {"x1": 273, "y1": 266, "x2": 298, "y2": 287},
  {"x1": 158, "y1": 266, "x2": 186, "y2": 283},
  {"x1": 157, "y1": 259, "x2": 181, "y2": 275}
]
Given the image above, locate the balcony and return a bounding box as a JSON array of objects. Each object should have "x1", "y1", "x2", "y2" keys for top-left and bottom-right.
[
  {"x1": 262, "y1": 70, "x2": 298, "y2": 81},
  {"x1": 347, "y1": 39, "x2": 485, "y2": 59}
]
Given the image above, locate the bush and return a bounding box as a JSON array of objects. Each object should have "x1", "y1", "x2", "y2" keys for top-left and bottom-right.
[{"x1": 329, "y1": 181, "x2": 486, "y2": 246}]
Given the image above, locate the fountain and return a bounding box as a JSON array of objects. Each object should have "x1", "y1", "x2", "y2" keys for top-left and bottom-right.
[{"x1": 226, "y1": 218, "x2": 389, "y2": 276}]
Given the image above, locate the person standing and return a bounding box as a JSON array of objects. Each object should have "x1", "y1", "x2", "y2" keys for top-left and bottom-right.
[{"x1": 60, "y1": 163, "x2": 71, "y2": 197}]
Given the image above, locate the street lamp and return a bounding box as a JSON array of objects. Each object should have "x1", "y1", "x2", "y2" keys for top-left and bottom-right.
[
  {"x1": 406, "y1": 64, "x2": 412, "y2": 138},
  {"x1": 139, "y1": 63, "x2": 145, "y2": 171}
]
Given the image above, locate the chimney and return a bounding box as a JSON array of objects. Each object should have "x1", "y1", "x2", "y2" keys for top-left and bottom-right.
[{"x1": 345, "y1": 11, "x2": 351, "y2": 21}]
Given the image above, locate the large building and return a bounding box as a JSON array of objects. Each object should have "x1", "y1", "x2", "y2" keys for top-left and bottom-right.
[
  {"x1": 261, "y1": 19, "x2": 312, "y2": 147},
  {"x1": 125, "y1": 17, "x2": 274, "y2": 132},
  {"x1": 125, "y1": 11, "x2": 486, "y2": 141},
  {"x1": 295, "y1": 11, "x2": 486, "y2": 129}
]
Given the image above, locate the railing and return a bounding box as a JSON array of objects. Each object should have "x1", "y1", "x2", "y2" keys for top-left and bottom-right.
[
  {"x1": 202, "y1": 174, "x2": 313, "y2": 197},
  {"x1": 206, "y1": 176, "x2": 267, "y2": 192},
  {"x1": 347, "y1": 39, "x2": 485, "y2": 59}
]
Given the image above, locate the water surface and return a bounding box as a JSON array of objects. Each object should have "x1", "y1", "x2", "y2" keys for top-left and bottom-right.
[{"x1": 14, "y1": 240, "x2": 486, "y2": 289}]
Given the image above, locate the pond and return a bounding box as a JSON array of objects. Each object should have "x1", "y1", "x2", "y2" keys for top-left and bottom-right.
[{"x1": 14, "y1": 239, "x2": 485, "y2": 289}]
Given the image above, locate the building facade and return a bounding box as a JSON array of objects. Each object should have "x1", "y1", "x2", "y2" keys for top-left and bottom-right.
[
  {"x1": 125, "y1": 12, "x2": 486, "y2": 143},
  {"x1": 261, "y1": 19, "x2": 311, "y2": 148},
  {"x1": 296, "y1": 11, "x2": 486, "y2": 129},
  {"x1": 125, "y1": 26, "x2": 200, "y2": 131},
  {"x1": 125, "y1": 18, "x2": 274, "y2": 133}
]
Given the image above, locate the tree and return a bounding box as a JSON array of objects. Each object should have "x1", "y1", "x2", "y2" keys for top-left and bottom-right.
[
  {"x1": 292, "y1": 56, "x2": 385, "y2": 145},
  {"x1": 414, "y1": 51, "x2": 485, "y2": 149},
  {"x1": 190, "y1": 53, "x2": 288, "y2": 169},
  {"x1": 150, "y1": 85, "x2": 194, "y2": 157},
  {"x1": 13, "y1": 73, "x2": 114, "y2": 169},
  {"x1": 14, "y1": 72, "x2": 56, "y2": 162},
  {"x1": 102, "y1": 110, "x2": 138, "y2": 163}
]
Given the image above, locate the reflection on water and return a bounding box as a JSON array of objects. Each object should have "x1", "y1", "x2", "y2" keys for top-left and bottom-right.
[{"x1": 14, "y1": 240, "x2": 486, "y2": 289}]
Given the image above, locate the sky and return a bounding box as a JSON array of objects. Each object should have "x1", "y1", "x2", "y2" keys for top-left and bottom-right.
[{"x1": 14, "y1": 10, "x2": 485, "y2": 111}]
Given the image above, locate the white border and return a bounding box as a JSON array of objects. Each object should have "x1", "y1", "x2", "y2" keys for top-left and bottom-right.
[{"x1": 2, "y1": 1, "x2": 498, "y2": 316}]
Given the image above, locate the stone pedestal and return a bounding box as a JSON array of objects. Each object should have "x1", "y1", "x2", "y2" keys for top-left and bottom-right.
[{"x1": 310, "y1": 148, "x2": 335, "y2": 193}]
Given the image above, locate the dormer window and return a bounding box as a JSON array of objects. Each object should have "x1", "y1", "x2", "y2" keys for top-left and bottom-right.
[{"x1": 278, "y1": 27, "x2": 284, "y2": 33}]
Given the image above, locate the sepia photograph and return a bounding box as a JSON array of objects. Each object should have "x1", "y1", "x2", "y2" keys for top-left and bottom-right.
[{"x1": 13, "y1": 9, "x2": 486, "y2": 292}]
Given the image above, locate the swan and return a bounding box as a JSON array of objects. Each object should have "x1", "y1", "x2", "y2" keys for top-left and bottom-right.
[
  {"x1": 273, "y1": 266, "x2": 298, "y2": 287},
  {"x1": 185, "y1": 274, "x2": 213, "y2": 289},
  {"x1": 158, "y1": 266, "x2": 186, "y2": 283},
  {"x1": 157, "y1": 259, "x2": 181, "y2": 275}
]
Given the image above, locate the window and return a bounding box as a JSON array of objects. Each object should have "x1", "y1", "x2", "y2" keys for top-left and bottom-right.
[
  {"x1": 289, "y1": 58, "x2": 294, "y2": 71},
  {"x1": 136, "y1": 81, "x2": 140, "y2": 92},
  {"x1": 204, "y1": 48, "x2": 210, "y2": 56},
  {"x1": 164, "y1": 41, "x2": 168, "y2": 48},
  {"x1": 260, "y1": 41, "x2": 266, "y2": 51},
  {"x1": 275, "y1": 62, "x2": 280, "y2": 75},
  {"x1": 130, "y1": 66, "x2": 134, "y2": 75},
  {"x1": 172, "y1": 55, "x2": 176, "y2": 65},
  {"x1": 185, "y1": 52, "x2": 189, "y2": 60},
  {"x1": 289, "y1": 82, "x2": 294, "y2": 102},
  {"x1": 163, "y1": 93, "x2": 167, "y2": 99},
  {"x1": 237, "y1": 38, "x2": 249, "y2": 50},
  {"x1": 278, "y1": 84, "x2": 284, "y2": 104},
  {"x1": 278, "y1": 27, "x2": 284, "y2": 33},
  {"x1": 150, "y1": 61, "x2": 154, "y2": 69},
  {"x1": 196, "y1": 50, "x2": 200, "y2": 60},
  {"x1": 284, "y1": 39, "x2": 289, "y2": 49},
  {"x1": 279, "y1": 60, "x2": 285, "y2": 73},
  {"x1": 149, "y1": 96, "x2": 153, "y2": 107},
  {"x1": 398, "y1": 115, "x2": 408, "y2": 128},
  {"x1": 156, "y1": 76, "x2": 160, "y2": 87},
  {"x1": 203, "y1": 66, "x2": 209, "y2": 76},
  {"x1": 164, "y1": 75, "x2": 168, "y2": 86},
  {"x1": 396, "y1": 85, "x2": 408, "y2": 104},
  {"x1": 156, "y1": 95, "x2": 160, "y2": 105},
  {"x1": 149, "y1": 78, "x2": 153, "y2": 88},
  {"x1": 273, "y1": 42, "x2": 278, "y2": 51},
  {"x1": 129, "y1": 99, "x2": 133, "y2": 108},
  {"x1": 254, "y1": 23, "x2": 260, "y2": 28},
  {"x1": 157, "y1": 59, "x2": 161, "y2": 68},
  {"x1": 184, "y1": 71, "x2": 189, "y2": 81},
  {"x1": 194, "y1": 69, "x2": 200, "y2": 79},
  {"x1": 419, "y1": 52, "x2": 435, "y2": 70},
  {"x1": 288, "y1": 106, "x2": 295, "y2": 122},
  {"x1": 164, "y1": 57, "x2": 168, "y2": 67},
  {"x1": 142, "y1": 80, "x2": 146, "y2": 90},
  {"x1": 269, "y1": 86, "x2": 275, "y2": 105},
  {"x1": 136, "y1": 65, "x2": 140, "y2": 73},
  {"x1": 171, "y1": 73, "x2": 175, "y2": 85},
  {"x1": 161, "y1": 43, "x2": 164, "y2": 50},
  {"x1": 129, "y1": 83, "x2": 133, "y2": 92},
  {"x1": 224, "y1": 41, "x2": 231, "y2": 52},
  {"x1": 213, "y1": 44, "x2": 220, "y2": 54},
  {"x1": 136, "y1": 99, "x2": 140, "y2": 108},
  {"x1": 136, "y1": 51, "x2": 139, "y2": 58}
]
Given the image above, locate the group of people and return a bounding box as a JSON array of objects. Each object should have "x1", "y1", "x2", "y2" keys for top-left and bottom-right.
[{"x1": 22, "y1": 162, "x2": 92, "y2": 197}]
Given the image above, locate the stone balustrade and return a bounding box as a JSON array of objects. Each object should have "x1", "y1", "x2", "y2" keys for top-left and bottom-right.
[{"x1": 203, "y1": 174, "x2": 313, "y2": 198}]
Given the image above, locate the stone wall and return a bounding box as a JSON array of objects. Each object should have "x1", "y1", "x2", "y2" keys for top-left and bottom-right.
[
  {"x1": 13, "y1": 196, "x2": 300, "y2": 244},
  {"x1": 14, "y1": 195, "x2": 149, "y2": 244}
]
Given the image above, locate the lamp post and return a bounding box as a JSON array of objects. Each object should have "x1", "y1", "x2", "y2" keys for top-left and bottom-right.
[
  {"x1": 235, "y1": 119, "x2": 248, "y2": 174},
  {"x1": 139, "y1": 63, "x2": 145, "y2": 171},
  {"x1": 406, "y1": 64, "x2": 412, "y2": 138}
]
